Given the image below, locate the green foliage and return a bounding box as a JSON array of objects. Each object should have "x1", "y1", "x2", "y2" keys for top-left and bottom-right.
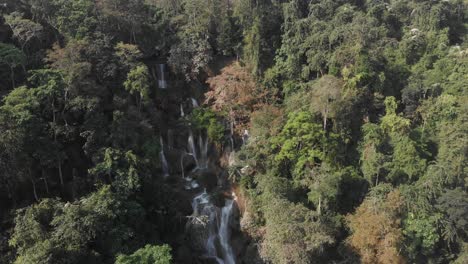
[
  {"x1": 1, "y1": 0, "x2": 467, "y2": 263},
  {"x1": 360, "y1": 97, "x2": 427, "y2": 185},
  {"x1": 9, "y1": 186, "x2": 147, "y2": 264},
  {"x1": 403, "y1": 211, "x2": 442, "y2": 257},
  {"x1": 272, "y1": 111, "x2": 338, "y2": 183},
  {"x1": 9, "y1": 199, "x2": 60, "y2": 263},
  {"x1": 5, "y1": 12, "x2": 45, "y2": 53},
  {"x1": 55, "y1": 0, "x2": 97, "y2": 39},
  {"x1": 241, "y1": 3, "x2": 282, "y2": 76},
  {"x1": 436, "y1": 188, "x2": 468, "y2": 246},
  {"x1": 189, "y1": 108, "x2": 224, "y2": 143},
  {"x1": 0, "y1": 43, "x2": 26, "y2": 87},
  {"x1": 90, "y1": 148, "x2": 142, "y2": 196},
  {"x1": 261, "y1": 197, "x2": 335, "y2": 264},
  {"x1": 124, "y1": 65, "x2": 151, "y2": 110},
  {"x1": 115, "y1": 244, "x2": 172, "y2": 264},
  {"x1": 115, "y1": 42, "x2": 143, "y2": 71}
]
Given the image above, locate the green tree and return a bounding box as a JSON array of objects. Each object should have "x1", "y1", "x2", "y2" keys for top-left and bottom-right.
[
  {"x1": 360, "y1": 97, "x2": 427, "y2": 185},
  {"x1": 115, "y1": 42, "x2": 143, "y2": 72},
  {"x1": 28, "y1": 69, "x2": 67, "y2": 187},
  {"x1": 0, "y1": 43, "x2": 26, "y2": 88},
  {"x1": 436, "y1": 188, "x2": 468, "y2": 249},
  {"x1": 189, "y1": 108, "x2": 224, "y2": 143},
  {"x1": 115, "y1": 244, "x2": 172, "y2": 264},
  {"x1": 54, "y1": 0, "x2": 97, "y2": 39},
  {"x1": 260, "y1": 197, "x2": 335, "y2": 264},
  {"x1": 272, "y1": 111, "x2": 338, "y2": 184},
  {"x1": 124, "y1": 65, "x2": 151, "y2": 112},
  {"x1": 5, "y1": 12, "x2": 45, "y2": 52},
  {"x1": 90, "y1": 148, "x2": 142, "y2": 196},
  {"x1": 9, "y1": 199, "x2": 61, "y2": 264}
]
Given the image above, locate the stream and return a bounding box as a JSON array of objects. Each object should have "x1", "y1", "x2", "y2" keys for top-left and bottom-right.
[{"x1": 158, "y1": 91, "x2": 239, "y2": 263}]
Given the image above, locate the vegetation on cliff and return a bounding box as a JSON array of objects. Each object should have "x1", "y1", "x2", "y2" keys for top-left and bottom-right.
[{"x1": 0, "y1": 0, "x2": 466, "y2": 264}]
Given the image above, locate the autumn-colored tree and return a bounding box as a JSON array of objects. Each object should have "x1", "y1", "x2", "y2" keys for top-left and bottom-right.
[
  {"x1": 205, "y1": 62, "x2": 267, "y2": 134},
  {"x1": 347, "y1": 188, "x2": 406, "y2": 264}
]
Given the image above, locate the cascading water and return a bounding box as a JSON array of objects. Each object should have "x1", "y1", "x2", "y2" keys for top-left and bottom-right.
[
  {"x1": 160, "y1": 136, "x2": 170, "y2": 177},
  {"x1": 187, "y1": 131, "x2": 209, "y2": 170},
  {"x1": 158, "y1": 64, "x2": 168, "y2": 89},
  {"x1": 188, "y1": 131, "x2": 199, "y2": 168},
  {"x1": 198, "y1": 134, "x2": 209, "y2": 169},
  {"x1": 242, "y1": 129, "x2": 249, "y2": 145},
  {"x1": 219, "y1": 198, "x2": 236, "y2": 264},
  {"x1": 180, "y1": 104, "x2": 185, "y2": 117},
  {"x1": 191, "y1": 188, "x2": 237, "y2": 264},
  {"x1": 229, "y1": 121, "x2": 235, "y2": 151},
  {"x1": 177, "y1": 95, "x2": 238, "y2": 263},
  {"x1": 191, "y1": 98, "x2": 199, "y2": 108},
  {"x1": 184, "y1": 126, "x2": 237, "y2": 263}
]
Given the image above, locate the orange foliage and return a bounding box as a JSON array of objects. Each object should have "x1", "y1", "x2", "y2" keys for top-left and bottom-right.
[
  {"x1": 205, "y1": 62, "x2": 268, "y2": 134},
  {"x1": 347, "y1": 190, "x2": 406, "y2": 264}
]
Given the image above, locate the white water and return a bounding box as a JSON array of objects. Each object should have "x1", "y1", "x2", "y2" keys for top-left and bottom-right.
[
  {"x1": 180, "y1": 104, "x2": 185, "y2": 117},
  {"x1": 191, "y1": 189, "x2": 237, "y2": 264},
  {"x1": 158, "y1": 64, "x2": 168, "y2": 89},
  {"x1": 191, "y1": 98, "x2": 199, "y2": 108},
  {"x1": 229, "y1": 121, "x2": 235, "y2": 150},
  {"x1": 159, "y1": 136, "x2": 170, "y2": 177},
  {"x1": 187, "y1": 131, "x2": 209, "y2": 170},
  {"x1": 183, "y1": 119, "x2": 236, "y2": 263},
  {"x1": 188, "y1": 132, "x2": 199, "y2": 168},
  {"x1": 219, "y1": 199, "x2": 236, "y2": 264},
  {"x1": 242, "y1": 129, "x2": 249, "y2": 145},
  {"x1": 198, "y1": 134, "x2": 209, "y2": 169}
]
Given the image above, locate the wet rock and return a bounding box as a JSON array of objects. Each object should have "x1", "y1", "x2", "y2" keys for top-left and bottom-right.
[
  {"x1": 241, "y1": 242, "x2": 264, "y2": 264},
  {"x1": 176, "y1": 244, "x2": 194, "y2": 263},
  {"x1": 193, "y1": 168, "x2": 218, "y2": 191},
  {"x1": 0, "y1": 18, "x2": 12, "y2": 43},
  {"x1": 185, "y1": 214, "x2": 211, "y2": 252}
]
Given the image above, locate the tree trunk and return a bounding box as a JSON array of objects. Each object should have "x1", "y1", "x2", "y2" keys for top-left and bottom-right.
[
  {"x1": 42, "y1": 177, "x2": 49, "y2": 194},
  {"x1": 10, "y1": 66, "x2": 15, "y2": 88},
  {"x1": 53, "y1": 99, "x2": 65, "y2": 188},
  {"x1": 318, "y1": 196, "x2": 322, "y2": 215},
  {"x1": 323, "y1": 103, "x2": 329, "y2": 132},
  {"x1": 29, "y1": 168, "x2": 39, "y2": 201},
  {"x1": 6, "y1": 182, "x2": 16, "y2": 209},
  {"x1": 71, "y1": 168, "x2": 77, "y2": 200},
  {"x1": 323, "y1": 111, "x2": 328, "y2": 131},
  {"x1": 58, "y1": 159, "x2": 64, "y2": 186},
  {"x1": 31, "y1": 178, "x2": 38, "y2": 202}
]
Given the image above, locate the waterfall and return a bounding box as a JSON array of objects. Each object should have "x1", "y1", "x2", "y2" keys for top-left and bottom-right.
[
  {"x1": 228, "y1": 152, "x2": 236, "y2": 167},
  {"x1": 191, "y1": 98, "x2": 199, "y2": 108},
  {"x1": 191, "y1": 188, "x2": 237, "y2": 264},
  {"x1": 158, "y1": 64, "x2": 168, "y2": 89},
  {"x1": 181, "y1": 98, "x2": 237, "y2": 263},
  {"x1": 198, "y1": 134, "x2": 209, "y2": 169},
  {"x1": 206, "y1": 209, "x2": 220, "y2": 259},
  {"x1": 186, "y1": 131, "x2": 209, "y2": 170},
  {"x1": 181, "y1": 154, "x2": 186, "y2": 179},
  {"x1": 180, "y1": 104, "x2": 185, "y2": 117},
  {"x1": 229, "y1": 121, "x2": 235, "y2": 151},
  {"x1": 242, "y1": 129, "x2": 249, "y2": 145},
  {"x1": 168, "y1": 129, "x2": 174, "y2": 149},
  {"x1": 192, "y1": 189, "x2": 209, "y2": 215},
  {"x1": 203, "y1": 138, "x2": 209, "y2": 168},
  {"x1": 188, "y1": 131, "x2": 199, "y2": 168},
  {"x1": 219, "y1": 198, "x2": 236, "y2": 264},
  {"x1": 160, "y1": 136, "x2": 170, "y2": 177}
]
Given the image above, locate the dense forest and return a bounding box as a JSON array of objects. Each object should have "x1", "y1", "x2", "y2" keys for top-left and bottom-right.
[{"x1": 0, "y1": 0, "x2": 466, "y2": 263}]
